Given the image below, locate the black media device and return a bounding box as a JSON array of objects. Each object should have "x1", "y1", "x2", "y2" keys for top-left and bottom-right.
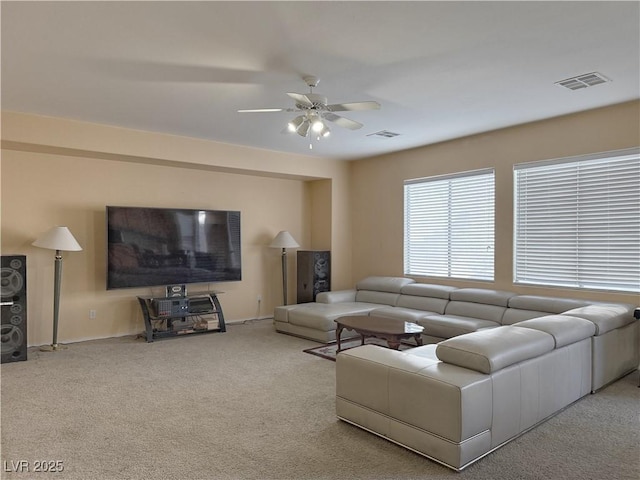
[
  {"x1": 152, "y1": 298, "x2": 189, "y2": 317},
  {"x1": 188, "y1": 296, "x2": 215, "y2": 314},
  {"x1": 166, "y1": 284, "x2": 187, "y2": 297},
  {"x1": 106, "y1": 206, "x2": 241, "y2": 289}
]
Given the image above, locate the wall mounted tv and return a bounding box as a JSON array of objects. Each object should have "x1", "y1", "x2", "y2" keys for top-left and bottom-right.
[{"x1": 107, "y1": 206, "x2": 241, "y2": 290}]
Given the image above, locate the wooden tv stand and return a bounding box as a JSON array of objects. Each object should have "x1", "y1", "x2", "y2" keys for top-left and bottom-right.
[{"x1": 137, "y1": 292, "x2": 226, "y2": 342}]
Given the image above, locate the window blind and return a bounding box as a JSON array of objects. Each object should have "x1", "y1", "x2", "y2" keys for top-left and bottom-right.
[
  {"x1": 404, "y1": 169, "x2": 495, "y2": 280},
  {"x1": 514, "y1": 149, "x2": 640, "y2": 292}
]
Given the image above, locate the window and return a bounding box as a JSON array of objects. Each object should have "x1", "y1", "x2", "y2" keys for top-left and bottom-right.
[
  {"x1": 514, "y1": 149, "x2": 640, "y2": 292},
  {"x1": 404, "y1": 169, "x2": 495, "y2": 280}
]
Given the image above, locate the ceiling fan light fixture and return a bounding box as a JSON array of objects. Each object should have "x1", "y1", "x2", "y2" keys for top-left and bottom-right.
[
  {"x1": 242, "y1": 76, "x2": 381, "y2": 145},
  {"x1": 297, "y1": 120, "x2": 310, "y2": 137},
  {"x1": 288, "y1": 115, "x2": 305, "y2": 132},
  {"x1": 311, "y1": 118, "x2": 325, "y2": 133}
]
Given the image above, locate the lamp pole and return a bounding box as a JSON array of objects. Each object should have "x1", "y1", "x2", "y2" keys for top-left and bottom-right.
[
  {"x1": 281, "y1": 248, "x2": 288, "y2": 305},
  {"x1": 52, "y1": 250, "x2": 63, "y2": 348}
]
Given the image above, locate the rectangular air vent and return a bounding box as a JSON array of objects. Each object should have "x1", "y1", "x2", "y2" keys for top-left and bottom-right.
[
  {"x1": 555, "y1": 72, "x2": 610, "y2": 90},
  {"x1": 367, "y1": 130, "x2": 401, "y2": 138}
]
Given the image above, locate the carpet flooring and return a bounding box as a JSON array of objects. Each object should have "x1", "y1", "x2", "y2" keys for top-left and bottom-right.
[{"x1": 1, "y1": 319, "x2": 638, "y2": 480}]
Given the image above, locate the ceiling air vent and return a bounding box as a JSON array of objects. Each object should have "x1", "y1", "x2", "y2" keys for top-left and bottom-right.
[
  {"x1": 367, "y1": 130, "x2": 401, "y2": 138},
  {"x1": 555, "y1": 72, "x2": 610, "y2": 90}
]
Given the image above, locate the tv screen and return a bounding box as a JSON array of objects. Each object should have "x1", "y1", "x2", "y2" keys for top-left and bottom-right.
[{"x1": 106, "y1": 206, "x2": 241, "y2": 289}]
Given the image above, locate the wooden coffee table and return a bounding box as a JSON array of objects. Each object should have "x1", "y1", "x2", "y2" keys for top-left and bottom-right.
[{"x1": 334, "y1": 315, "x2": 424, "y2": 353}]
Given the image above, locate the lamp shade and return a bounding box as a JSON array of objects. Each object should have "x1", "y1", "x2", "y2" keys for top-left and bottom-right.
[
  {"x1": 269, "y1": 231, "x2": 300, "y2": 249},
  {"x1": 32, "y1": 226, "x2": 83, "y2": 251}
]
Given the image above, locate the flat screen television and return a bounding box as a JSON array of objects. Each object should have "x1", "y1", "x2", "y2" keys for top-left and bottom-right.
[{"x1": 106, "y1": 206, "x2": 241, "y2": 289}]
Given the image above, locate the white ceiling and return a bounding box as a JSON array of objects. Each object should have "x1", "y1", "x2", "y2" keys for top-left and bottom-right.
[{"x1": 2, "y1": 1, "x2": 639, "y2": 161}]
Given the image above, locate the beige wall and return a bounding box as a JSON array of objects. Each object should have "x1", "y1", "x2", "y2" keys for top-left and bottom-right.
[
  {"x1": 1, "y1": 112, "x2": 351, "y2": 345},
  {"x1": 309, "y1": 179, "x2": 332, "y2": 251},
  {"x1": 350, "y1": 100, "x2": 640, "y2": 305},
  {"x1": 3, "y1": 102, "x2": 639, "y2": 347}
]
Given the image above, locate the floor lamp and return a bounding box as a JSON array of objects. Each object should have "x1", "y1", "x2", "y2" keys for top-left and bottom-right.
[
  {"x1": 32, "y1": 226, "x2": 82, "y2": 351},
  {"x1": 269, "y1": 231, "x2": 299, "y2": 305}
]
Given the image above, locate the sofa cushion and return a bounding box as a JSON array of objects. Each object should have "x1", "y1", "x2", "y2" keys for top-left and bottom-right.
[
  {"x1": 316, "y1": 290, "x2": 356, "y2": 304},
  {"x1": 369, "y1": 306, "x2": 440, "y2": 323},
  {"x1": 501, "y1": 309, "x2": 558, "y2": 325},
  {"x1": 273, "y1": 304, "x2": 301, "y2": 322},
  {"x1": 444, "y1": 301, "x2": 507, "y2": 322},
  {"x1": 287, "y1": 303, "x2": 379, "y2": 330},
  {"x1": 355, "y1": 290, "x2": 401, "y2": 306},
  {"x1": 508, "y1": 295, "x2": 590, "y2": 313},
  {"x1": 355, "y1": 276, "x2": 414, "y2": 293},
  {"x1": 449, "y1": 288, "x2": 515, "y2": 307},
  {"x1": 562, "y1": 304, "x2": 636, "y2": 335},
  {"x1": 396, "y1": 294, "x2": 449, "y2": 314},
  {"x1": 419, "y1": 314, "x2": 500, "y2": 339},
  {"x1": 400, "y1": 283, "x2": 456, "y2": 300},
  {"x1": 406, "y1": 343, "x2": 440, "y2": 361},
  {"x1": 514, "y1": 315, "x2": 596, "y2": 348},
  {"x1": 436, "y1": 326, "x2": 554, "y2": 374}
]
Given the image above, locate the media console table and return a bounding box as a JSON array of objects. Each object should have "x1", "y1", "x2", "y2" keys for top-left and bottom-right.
[{"x1": 137, "y1": 292, "x2": 226, "y2": 342}]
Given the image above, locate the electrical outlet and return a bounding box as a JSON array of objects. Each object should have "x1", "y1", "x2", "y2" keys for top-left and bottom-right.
[
  {"x1": 257, "y1": 294, "x2": 262, "y2": 302},
  {"x1": 89, "y1": 310, "x2": 96, "y2": 319}
]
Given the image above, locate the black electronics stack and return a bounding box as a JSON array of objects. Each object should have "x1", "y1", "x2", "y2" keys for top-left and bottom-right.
[
  {"x1": 297, "y1": 250, "x2": 331, "y2": 303},
  {"x1": 1, "y1": 255, "x2": 28, "y2": 363}
]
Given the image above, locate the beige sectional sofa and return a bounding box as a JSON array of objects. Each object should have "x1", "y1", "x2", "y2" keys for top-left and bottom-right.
[
  {"x1": 275, "y1": 276, "x2": 638, "y2": 470},
  {"x1": 274, "y1": 276, "x2": 637, "y2": 390},
  {"x1": 336, "y1": 317, "x2": 596, "y2": 470}
]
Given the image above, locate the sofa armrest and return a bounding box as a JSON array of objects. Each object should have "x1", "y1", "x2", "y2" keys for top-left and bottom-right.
[
  {"x1": 316, "y1": 289, "x2": 357, "y2": 303},
  {"x1": 562, "y1": 304, "x2": 636, "y2": 335},
  {"x1": 336, "y1": 345, "x2": 493, "y2": 444},
  {"x1": 436, "y1": 326, "x2": 554, "y2": 374}
]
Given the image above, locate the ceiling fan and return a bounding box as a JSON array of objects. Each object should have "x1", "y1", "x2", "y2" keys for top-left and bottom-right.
[{"x1": 238, "y1": 76, "x2": 380, "y2": 142}]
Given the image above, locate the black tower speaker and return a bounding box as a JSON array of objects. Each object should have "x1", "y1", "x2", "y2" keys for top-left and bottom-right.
[
  {"x1": 297, "y1": 250, "x2": 330, "y2": 303},
  {"x1": 1, "y1": 255, "x2": 27, "y2": 363}
]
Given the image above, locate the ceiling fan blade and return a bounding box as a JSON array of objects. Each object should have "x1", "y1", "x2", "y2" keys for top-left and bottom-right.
[
  {"x1": 323, "y1": 113, "x2": 363, "y2": 130},
  {"x1": 326, "y1": 101, "x2": 381, "y2": 112},
  {"x1": 286, "y1": 92, "x2": 314, "y2": 107},
  {"x1": 238, "y1": 108, "x2": 287, "y2": 113}
]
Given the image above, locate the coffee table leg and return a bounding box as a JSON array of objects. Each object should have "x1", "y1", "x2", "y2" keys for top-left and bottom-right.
[
  {"x1": 336, "y1": 325, "x2": 344, "y2": 353},
  {"x1": 388, "y1": 339, "x2": 401, "y2": 350}
]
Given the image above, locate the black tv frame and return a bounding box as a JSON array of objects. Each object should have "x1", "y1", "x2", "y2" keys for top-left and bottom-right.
[{"x1": 106, "y1": 206, "x2": 241, "y2": 290}]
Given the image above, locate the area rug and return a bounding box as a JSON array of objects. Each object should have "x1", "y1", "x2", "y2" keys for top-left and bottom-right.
[{"x1": 303, "y1": 337, "x2": 415, "y2": 361}]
